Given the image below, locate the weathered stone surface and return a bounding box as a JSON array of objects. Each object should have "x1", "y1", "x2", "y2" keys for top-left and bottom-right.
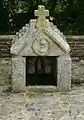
[
  {"x1": 12, "y1": 56, "x2": 26, "y2": 92},
  {"x1": 0, "y1": 35, "x2": 84, "y2": 58},
  {"x1": 0, "y1": 58, "x2": 11, "y2": 85},
  {"x1": 34, "y1": 5, "x2": 49, "y2": 29},
  {"x1": 0, "y1": 58, "x2": 83, "y2": 89},
  {"x1": 66, "y1": 36, "x2": 84, "y2": 58},
  {"x1": 72, "y1": 59, "x2": 84, "y2": 83},
  {"x1": 0, "y1": 58, "x2": 11, "y2": 92},
  {"x1": 11, "y1": 5, "x2": 70, "y2": 56},
  {"x1": 0, "y1": 85, "x2": 84, "y2": 120},
  {"x1": 11, "y1": 20, "x2": 69, "y2": 56},
  {"x1": 57, "y1": 54, "x2": 71, "y2": 92},
  {"x1": 0, "y1": 34, "x2": 84, "y2": 91},
  {"x1": 10, "y1": 5, "x2": 71, "y2": 92},
  {"x1": 0, "y1": 36, "x2": 13, "y2": 57}
]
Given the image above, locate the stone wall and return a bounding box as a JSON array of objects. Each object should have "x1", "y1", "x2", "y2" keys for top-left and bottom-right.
[
  {"x1": 66, "y1": 36, "x2": 84, "y2": 59},
  {"x1": 72, "y1": 59, "x2": 84, "y2": 83},
  {"x1": 0, "y1": 58, "x2": 11, "y2": 85},
  {"x1": 0, "y1": 36, "x2": 12, "y2": 91},
  {"x1": 0, "y1": 35, "x2": 12, "y2": 57},
  {"x1": 66, "y1": 36, "x2": 84, "y2": 83},
  {"x1": 0, "y1": 35, "x2": 84, "y2": 87}
]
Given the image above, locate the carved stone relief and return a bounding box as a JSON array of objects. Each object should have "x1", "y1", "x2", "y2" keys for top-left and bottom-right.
[{"x1": 32, "y1": 38, "x2": 50, "y2": 55}]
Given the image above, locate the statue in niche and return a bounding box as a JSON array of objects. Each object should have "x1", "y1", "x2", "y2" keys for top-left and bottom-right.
[
  {"x1": 26, "y1": 57, "x2": 52, "y2": 75},
  {"x1": 35, "y1": 57, "x2": 45, "y2": 74},
  {"x1": 26, "y1": 57, "x2": 35, "y2": 73}
]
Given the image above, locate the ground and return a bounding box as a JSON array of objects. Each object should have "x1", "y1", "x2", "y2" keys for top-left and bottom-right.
[{"x1": 0, "y1": 84, "x2": 84, "y2": 120}]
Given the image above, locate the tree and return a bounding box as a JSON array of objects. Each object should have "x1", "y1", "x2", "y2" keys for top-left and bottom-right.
[
  {"x1": 0, "y1": 0, "x2": 84, "y2": 35},
  {"x1": 0, "y1": 0, "x2": 9, "y2": 34}
]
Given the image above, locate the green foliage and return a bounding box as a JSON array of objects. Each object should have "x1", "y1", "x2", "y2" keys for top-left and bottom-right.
[
  {"x1": 0, "y1": 0, "x2": 9, "y2": 34},
  {"x1": 0, "y1": 0, "x2": 84, "y2": 35}
]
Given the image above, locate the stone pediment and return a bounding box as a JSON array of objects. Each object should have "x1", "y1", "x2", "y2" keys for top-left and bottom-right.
[{"x1": 11, "y1": 5, "x2": 70, "y2": 56}]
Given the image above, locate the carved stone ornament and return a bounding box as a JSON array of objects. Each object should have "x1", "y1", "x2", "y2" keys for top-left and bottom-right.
[
  {"x1": 34, "y1": 5, "x2": 49, "y2": 29},
  {"x1": 32, "y1": 38, "x2": 50, "y2": 55}
]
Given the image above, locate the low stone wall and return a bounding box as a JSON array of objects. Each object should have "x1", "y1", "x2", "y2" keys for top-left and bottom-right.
[
  {"x1": 0, "y1": 58, "x2": 11, "y2": 92},
  {"x1": 0, "y1": 58, "x2": 11, "y2": 85},
  {"x1": 0, "y1": 35, "x2": 84, "y2": 89},
  {"x1": 66, "y1": 36, "x2": 84, "y2": 83},
  {"x1": 66, "y1": 36, "x2": 84, "y2": 58},
  {"x1": 0, "y1": 35, "x2": 13, "y2": 57},
  {"x1": 72, "y1": 59, "x2": 84, "y2": 83}
]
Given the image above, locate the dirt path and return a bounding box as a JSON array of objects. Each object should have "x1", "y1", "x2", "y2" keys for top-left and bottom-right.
[{"x1": 0, "y1": 84, "x2": 84, "y2": 120}]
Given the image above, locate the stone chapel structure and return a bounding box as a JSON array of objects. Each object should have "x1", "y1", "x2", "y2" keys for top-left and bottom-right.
[{"x1": 11, "y1": 5, "x2": 71, "y2": 92}]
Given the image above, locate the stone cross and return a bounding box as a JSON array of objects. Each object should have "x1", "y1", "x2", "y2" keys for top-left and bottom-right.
[{"x1": 34, "y1": 5, "x2": 49, "y2": 28}]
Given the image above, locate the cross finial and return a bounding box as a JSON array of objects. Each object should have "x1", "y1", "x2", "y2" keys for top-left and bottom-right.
[
  {"x1": 34, "y1": 5, "x2": 49, "y2": 29},
  {"x1": 35, "y1": 5, "x2": 49, "y2": 18}
]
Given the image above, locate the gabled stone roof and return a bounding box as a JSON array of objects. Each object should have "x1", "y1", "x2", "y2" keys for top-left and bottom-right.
[{"x1": 11, "y1": 5, "x2": 70, "y2": 56}]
